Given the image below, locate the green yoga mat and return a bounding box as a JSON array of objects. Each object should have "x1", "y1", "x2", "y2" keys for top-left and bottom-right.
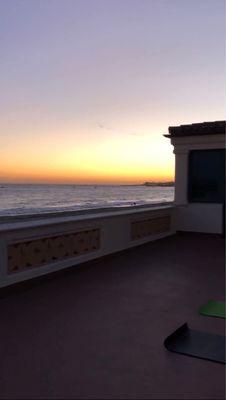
[{"x1": 199, "y1": 300, "x2": 226, "y2": 319}]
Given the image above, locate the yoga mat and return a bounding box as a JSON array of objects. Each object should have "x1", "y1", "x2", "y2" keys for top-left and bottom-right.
[
  {"x1": 199, "y1": 300, "x2": 226, "y2": 319},
  {"x1": 164, "y1": 323, "x2": 225, "y2": 364}
]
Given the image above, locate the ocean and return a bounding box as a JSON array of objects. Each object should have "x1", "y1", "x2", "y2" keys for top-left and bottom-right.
[{"x1": 0, "y1": 184, "x2": 174, "y2": 217}]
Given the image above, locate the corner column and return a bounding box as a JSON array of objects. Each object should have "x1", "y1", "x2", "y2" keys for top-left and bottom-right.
[{"x1": 173, "y1": 147, "x2": 189, "y2": 206}]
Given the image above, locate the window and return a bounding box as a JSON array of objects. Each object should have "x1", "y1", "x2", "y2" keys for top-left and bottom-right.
[{"x1": 188, "y1": 149, "x2": 225, "y2": 203}]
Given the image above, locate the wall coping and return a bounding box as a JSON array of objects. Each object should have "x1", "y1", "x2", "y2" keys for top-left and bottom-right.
[{"x1": 0, "y1": 203, "x2": 174, "y2": 233}]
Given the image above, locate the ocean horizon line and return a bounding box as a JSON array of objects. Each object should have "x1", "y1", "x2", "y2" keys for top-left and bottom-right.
[{"x1": 0, "y1": 181, "x2": 174, "y2": 187}]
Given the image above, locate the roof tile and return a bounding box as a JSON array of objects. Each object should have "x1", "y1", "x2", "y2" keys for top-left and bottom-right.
[{"x1": 165, "y1": 120, "x2": 225, "y2": 138}]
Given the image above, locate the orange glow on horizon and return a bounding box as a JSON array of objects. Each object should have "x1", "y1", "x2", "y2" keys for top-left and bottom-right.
[
  {"x1": 1, "y1": 127, "x2": 175, "y2": 185},
  {"x1": 0, "y1": 172, "x2": 174, "y2": 185},
  {"x1": 0, "y1": 163, "x2": 174, "y2": 185},
  {"x1": 0, "y1": 161, "x2": 174, "y2": 184}
]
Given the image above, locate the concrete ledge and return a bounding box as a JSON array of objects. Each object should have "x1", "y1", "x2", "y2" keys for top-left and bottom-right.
[{"x1": 0, "y1": 203, "x2": 173, "y2": 232}]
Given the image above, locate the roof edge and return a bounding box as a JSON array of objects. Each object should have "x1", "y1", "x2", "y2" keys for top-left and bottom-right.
[{"x1": 164, "y1": 120, "x2": 225, "y2": 138}]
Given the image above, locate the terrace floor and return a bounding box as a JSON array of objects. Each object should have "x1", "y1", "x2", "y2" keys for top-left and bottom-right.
[{"x1": 0, "y1": 233, "x2": 225, "y2": 399}]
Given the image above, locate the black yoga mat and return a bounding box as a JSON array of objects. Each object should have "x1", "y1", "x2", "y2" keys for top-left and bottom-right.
[{"x1": 164, "y1": 323, "x2": 225, "y2": 364}]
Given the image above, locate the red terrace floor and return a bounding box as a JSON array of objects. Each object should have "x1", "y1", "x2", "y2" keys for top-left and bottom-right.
[{"x1": 0, "y1": 233, "x2": 225, "y2": 399}]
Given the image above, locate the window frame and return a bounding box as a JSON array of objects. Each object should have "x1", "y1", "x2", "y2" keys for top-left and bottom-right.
[{"x1": 187, "y1": 149, "x2": 225, "y2": 204}]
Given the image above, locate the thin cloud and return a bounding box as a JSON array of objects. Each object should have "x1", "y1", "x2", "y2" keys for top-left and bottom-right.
[
  {"x1": 97, "y1": 123, "x2": 146, "y2": 137},
  {"x1": 97, "y1": 123, "x2": 114, "y2": 131}
]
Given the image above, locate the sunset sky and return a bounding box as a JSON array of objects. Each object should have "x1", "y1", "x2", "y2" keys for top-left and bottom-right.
[{"x1": 1, "y1": 0, "x2": 225, "y2": 184}]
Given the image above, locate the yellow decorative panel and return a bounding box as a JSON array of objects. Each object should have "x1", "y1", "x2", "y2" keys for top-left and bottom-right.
[
  {"x1": 7, "y1": 228, "x2": 100, "y2": 274},
  {"x1": 131, "y1": 216, "x2": 171, "y2": 240}
]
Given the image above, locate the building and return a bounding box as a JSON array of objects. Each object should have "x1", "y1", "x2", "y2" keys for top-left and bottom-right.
[{"x1": 166, "y1": 120, "x2": 225, "y2": 234}]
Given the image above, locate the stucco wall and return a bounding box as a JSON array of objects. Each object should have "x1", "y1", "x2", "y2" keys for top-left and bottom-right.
[
  {"x1": 171, "y1": 133, "x2": 225, "y2": 234},
  {"x1": 0, "y1": 205, "x2": 175, "y2": 288}
]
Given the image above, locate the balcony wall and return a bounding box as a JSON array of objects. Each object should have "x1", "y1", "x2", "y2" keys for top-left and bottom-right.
[{"x1": 0, "y1": 205, "x2": 175, "y2": 288}]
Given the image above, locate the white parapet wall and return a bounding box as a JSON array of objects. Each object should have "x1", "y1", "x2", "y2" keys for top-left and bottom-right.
[
  {"x1": 175, "y1": 203, "x2": 223, "y2": 234},
  {"x1": 0, "y1": 205, "x2": 175, "y2": 288}
]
